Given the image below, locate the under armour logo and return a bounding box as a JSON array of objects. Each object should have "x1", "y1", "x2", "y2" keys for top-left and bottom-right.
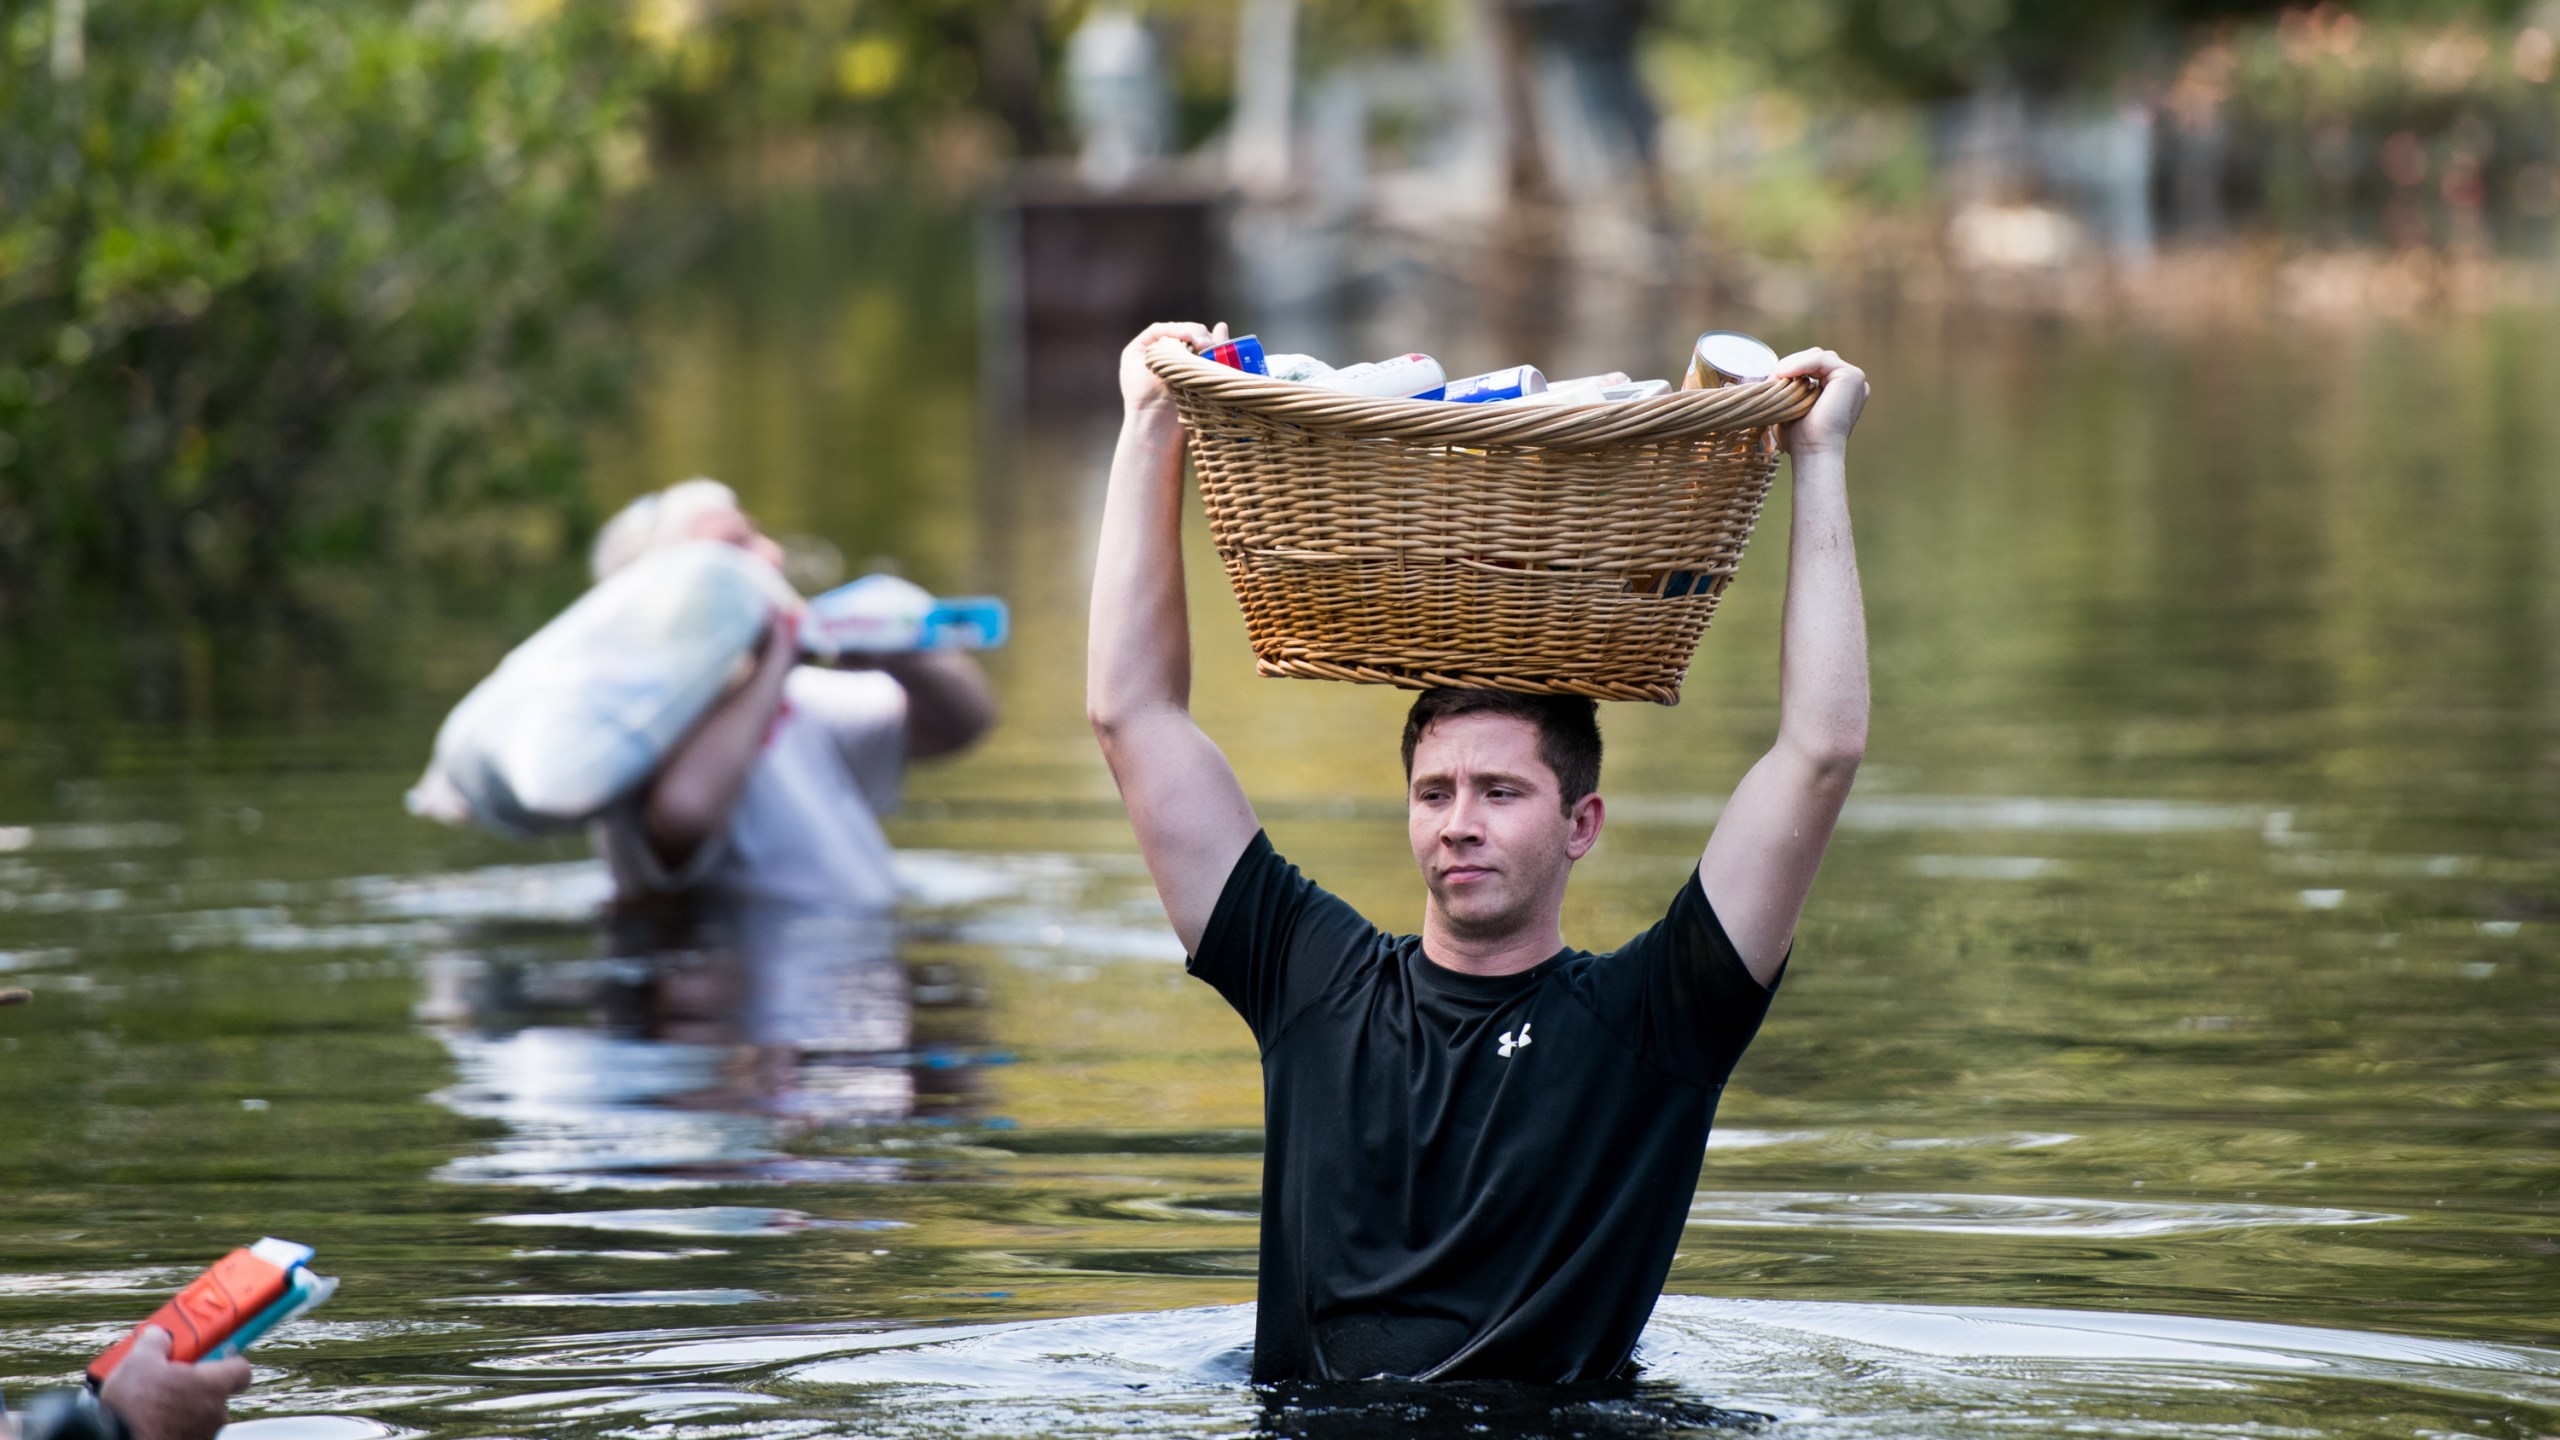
[{"x1": 1498, "y1": 1022, "x2": 1532, "y2": 1058}]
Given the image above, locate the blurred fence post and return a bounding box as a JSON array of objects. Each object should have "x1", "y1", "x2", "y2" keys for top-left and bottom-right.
[
  {"x1": 1230, "y1": 0, "x2": 1298, "y2": 198},
  {"x1": 1486, "y1": 0, "x2": 1554, "y2": 212},
  {"x1": 50, "y1": 0, "x2": 84, "y2": 79},
  {"x1": 980, "y1": 171, "x2": 1226, "y2": 416},
  {"x1": 1066, "y1": 9, "x2": 1172, "y2": 191}
]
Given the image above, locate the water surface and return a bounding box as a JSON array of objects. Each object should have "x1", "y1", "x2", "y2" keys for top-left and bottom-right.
[{"x1": 1, "y1": 191, "x2": 2554, "y2": 1438}]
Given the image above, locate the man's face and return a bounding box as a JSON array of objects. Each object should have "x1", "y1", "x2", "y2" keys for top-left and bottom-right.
[
  {"x1": 684, "y1": 503, "x2": 787, "y2": 572},
  {"x1": 1406, "y1": 711, "x2": 1602, "y2": 943}
]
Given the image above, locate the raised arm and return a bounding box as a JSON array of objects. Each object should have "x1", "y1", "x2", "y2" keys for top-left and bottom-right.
[
  {"x1": 880, "y1": 650, "x2": 997, "y2": 761},
  {"x1": 1698, "y1": 351, "x2": 1872, "y2": 985},
  {"x1": 1087, "y1": 323, "x2": 1260, "y2": 952}
]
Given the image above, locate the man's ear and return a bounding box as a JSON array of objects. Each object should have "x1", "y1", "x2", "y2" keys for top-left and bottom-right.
[{"x1": 1565, "y1": 792, "x2": 1605, "y2": 861}]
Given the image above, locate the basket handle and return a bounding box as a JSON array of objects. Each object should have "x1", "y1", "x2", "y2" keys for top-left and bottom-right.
[{"x1": 1144, "y1": 338, "x2": 1817, "y2": 449}]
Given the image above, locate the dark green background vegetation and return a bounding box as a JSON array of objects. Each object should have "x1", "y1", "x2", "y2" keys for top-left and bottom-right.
[
  {"x1": 0, "y1": 0, "x2": 652, "y2": 600},
  {"x1": 0, "y1": 0, "x2": 2547, "y2": 606}
]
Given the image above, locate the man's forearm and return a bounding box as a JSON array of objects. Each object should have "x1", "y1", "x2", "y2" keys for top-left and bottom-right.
[
  {"x1": 881, "y1": 651, "x2": 995, "y2": 760},
  {"x1": 1775, "y1": 451, "x2": 1869, "y2": 770},
  {"x1": 1087, "y1": 407, "x2": 1195, "y2": 735},
  {"x1": 1696, "y1": 354, "x2": 1869, "y2": 976},
  {"x1": 645, "y1": 647, "x2": 793, "y2": 862}
]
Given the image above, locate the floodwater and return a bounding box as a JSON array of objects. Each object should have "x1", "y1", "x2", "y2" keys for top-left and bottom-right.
[{"x1": 3, "y1": 188, "x2": 2556, "y2": 1439}]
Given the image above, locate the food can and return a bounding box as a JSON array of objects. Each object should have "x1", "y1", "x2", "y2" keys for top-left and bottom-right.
[
  {"x1": 1443, "y1": 365, "x2": 1548, "y2": 404},
  {"x1": 1682, "y1": 330, "x2": 1780, "y2": 389},
  {"x1": 1207, "y1": 334, "x2": 1270, "y2": 376}
]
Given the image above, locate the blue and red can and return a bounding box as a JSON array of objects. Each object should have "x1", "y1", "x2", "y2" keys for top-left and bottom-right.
[{"x1": 1206, "y1": 335, "x2": 1269, "y2": 375}]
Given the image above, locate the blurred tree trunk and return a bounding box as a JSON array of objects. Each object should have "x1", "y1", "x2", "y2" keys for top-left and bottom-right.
[
  {"x1": 51, "y1": 0, "x2": 84, "y2": 79},
  {"x1": 1485, "y1": 1, "x2": 1563, "y2": 362},
  {"x1": 1486, "y1": 0, "x2": 1553, "y2": 212},
  {"x1": 1229, "y1": 0, "x2": 1297, "y2": 197}
]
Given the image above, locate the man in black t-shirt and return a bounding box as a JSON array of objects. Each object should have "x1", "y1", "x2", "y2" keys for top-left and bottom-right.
[{"x1": 1088, "y1": 323, "x2": 1871, "y2": 1383}]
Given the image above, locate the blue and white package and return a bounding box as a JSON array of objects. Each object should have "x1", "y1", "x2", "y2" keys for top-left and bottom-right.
[{"x1": 1443, "y1": 365, "x2": 1548, "y2": 404}]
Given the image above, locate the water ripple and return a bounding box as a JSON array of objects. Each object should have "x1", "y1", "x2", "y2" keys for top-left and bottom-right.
[
  {"x1": 451, "y1": 1297, "x2": 2559, "y2": 1439},
  {"x1": 443, "y1": 1290, "x2": 769, "y2": 1308},
  {"x1": 217, "y1": 1417, "x2": 411, "y2": 1440},
  {"x1": 343, "y1": 862, "x2": 611, "y2": 924},
  {"x1": 0, "y1": 1265, "x2": 194, "y2": 1296},
  {"x1": 479, "y1": 1207, "x2": 832, "y2": 1239},
  {"x1": 1684, "y1": 1190, "x2": 2398, "y2": 1237}
]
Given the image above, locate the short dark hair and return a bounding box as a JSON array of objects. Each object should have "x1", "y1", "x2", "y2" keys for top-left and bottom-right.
[{"x1": 1399, "y1": 688, "x2": 1602, "y2": 811}]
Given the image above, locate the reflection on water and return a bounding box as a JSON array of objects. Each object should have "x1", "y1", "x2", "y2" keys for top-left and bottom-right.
[
  {"x1": 423, "y1": 902, "x2": 991, "y2": 1189},
  {"x1": 0, "y1": 185, "x2": 2554, "y2": 1440},
  {"x1": 218, "y1": 1421, "x2": 403, "y2": 1440},
  {"x1": 481, "y1": 1206, "x2": 886, "y2": 1239}
]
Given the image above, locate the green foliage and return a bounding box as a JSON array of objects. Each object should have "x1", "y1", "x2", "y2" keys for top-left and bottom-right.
[
  {"x1": 642, "y1": 0, "x2": 1057, "y2": 158},
  {"x1": 2203, "y1": 9, "x2": 2560, "y2": 236},
  {"x1": 633, "y1": 0, "x2": 1445, "y2": 159},
  {"x1": 0, "y1": 0, "x2": 653, "y2": 598}
]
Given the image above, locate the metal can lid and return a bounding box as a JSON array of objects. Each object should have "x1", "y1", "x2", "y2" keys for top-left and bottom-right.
[{"x1": 1693, "y1": 330, "x2": 1779, "y2": 384}]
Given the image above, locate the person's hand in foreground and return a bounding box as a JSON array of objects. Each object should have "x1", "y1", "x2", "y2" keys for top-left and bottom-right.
[
  {"x1": 1773, "y1": 348, "x2": 1870, "y2": 458},
  {"x1": 98, "y1": 1327, "x2": 251, "y2": 1440}
]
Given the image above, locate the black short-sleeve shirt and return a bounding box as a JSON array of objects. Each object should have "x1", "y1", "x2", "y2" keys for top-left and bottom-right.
[{"x1": 1191, "y1": 832, "x2": 1781, "y2": 1383}]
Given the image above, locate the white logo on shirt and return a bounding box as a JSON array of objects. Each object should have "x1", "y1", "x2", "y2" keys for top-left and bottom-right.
[{"x1": 1498, "y1": 1022, "x2": 1532, "y2": 1058}]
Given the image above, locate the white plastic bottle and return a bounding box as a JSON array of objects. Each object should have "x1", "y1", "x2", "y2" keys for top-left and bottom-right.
[{"x1": 802, "y1": 575, "x2": 1010, "y2": 657}]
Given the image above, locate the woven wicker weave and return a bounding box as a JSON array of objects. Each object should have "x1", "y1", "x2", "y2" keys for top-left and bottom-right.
[{"x1": 1146, "y1": 341, "x2": 1818, "y2": 704}]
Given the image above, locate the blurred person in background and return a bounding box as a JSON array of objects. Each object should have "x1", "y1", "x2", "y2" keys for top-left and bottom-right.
[
  {"x1": 587, "y1": 479, "x2": 996, "y2": 909},
  {"x1": 2, "y1": 1329, "x2": 248, "y2": 1440}
]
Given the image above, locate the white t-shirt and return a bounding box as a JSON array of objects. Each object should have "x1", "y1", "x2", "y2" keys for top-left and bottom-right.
[{"x1": 594, "y1": 666, "x2": 907, "y2": 909}]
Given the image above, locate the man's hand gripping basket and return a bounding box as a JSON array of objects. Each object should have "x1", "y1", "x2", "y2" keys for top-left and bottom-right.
[{"x1": 1146, "y1": 341, "x2": 1819, "y2": 704}]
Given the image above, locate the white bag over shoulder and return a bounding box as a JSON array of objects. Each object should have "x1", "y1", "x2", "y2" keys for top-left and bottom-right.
[{"x1": 408, "y1": 541, "x2": 801, "y2": 837}]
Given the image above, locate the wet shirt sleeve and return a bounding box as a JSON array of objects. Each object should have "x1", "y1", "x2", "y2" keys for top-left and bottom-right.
[
  {"x1": 1189, "y1": 832, "x2": 1385, "y2": 1049},
  {"x1": 1589, "y1": 868, "x2": 1782, "y2": 1089}
]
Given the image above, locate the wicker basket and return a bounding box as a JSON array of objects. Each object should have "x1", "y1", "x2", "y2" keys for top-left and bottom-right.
[{"x1": 1146, "y1": 341, "x2": 1819, "y2": 704}]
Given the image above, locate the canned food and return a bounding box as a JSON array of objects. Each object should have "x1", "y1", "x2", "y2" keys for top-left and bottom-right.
[
  {"x1": 1207, "y1": 334, "x2": 1270, "y2": 375},
  {"x1": 1443, "y1": 365, "x2": 1548, "y2": 404},
  {"x1": 1682, "y1": 331, "x2": 1780, "y2": 389}
]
